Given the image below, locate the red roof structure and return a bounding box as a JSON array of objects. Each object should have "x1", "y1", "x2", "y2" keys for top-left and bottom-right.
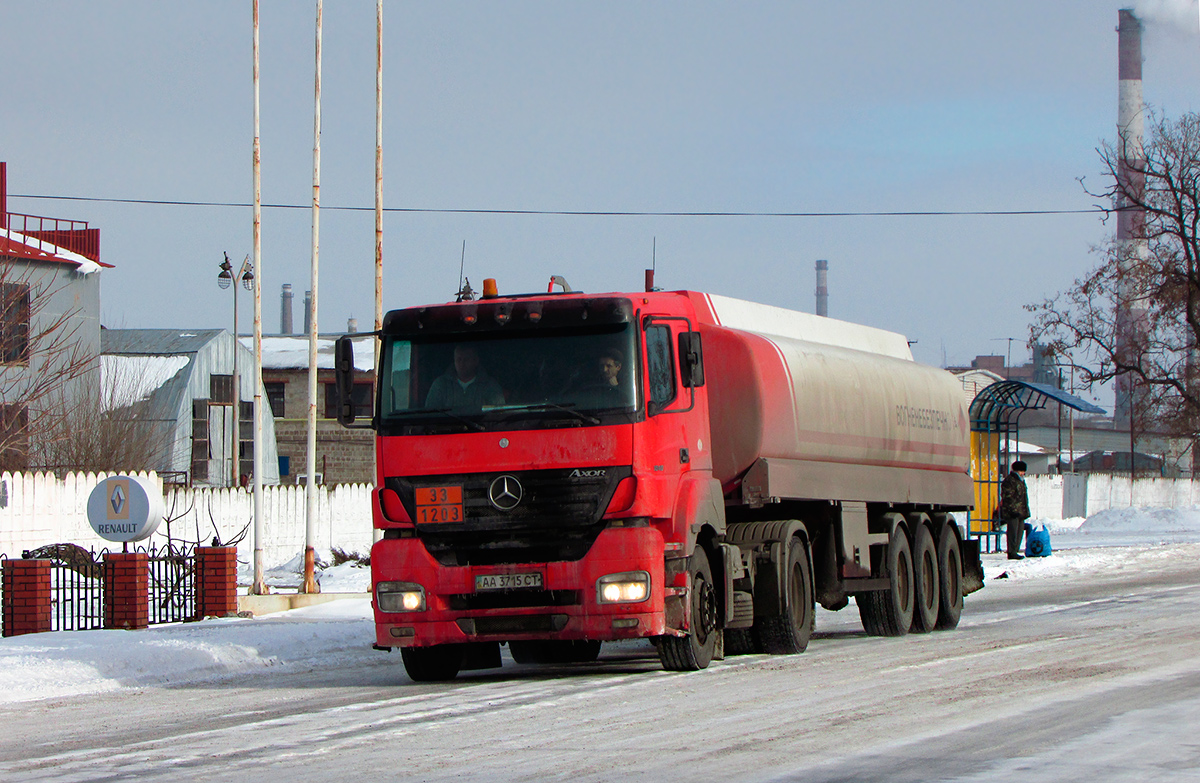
[{"x1": 0, "y1": 162, "x2": 111, "y2": 269}]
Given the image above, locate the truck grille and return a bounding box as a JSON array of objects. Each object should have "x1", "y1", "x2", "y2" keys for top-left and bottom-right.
[
  {"x1": 447, "y1": 589, "x2": 581, "y2": 611},
  {"x1": 387, "y1": 466, "x2": 632, "y2": 566}
]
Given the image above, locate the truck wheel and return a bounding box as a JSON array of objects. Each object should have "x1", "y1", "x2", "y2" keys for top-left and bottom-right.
[
  {"x1": 857, "y1": 527, "x2": 913, "y2": 637},
  {"x1": 401, "y1": 644, "x2": 462, "y2": 682},
  {"x1": 755, "y1": 537, "x2": 814, "y2": 654},
  {"x1": 510, "y1": 640, "x2": 602, "y2": 664},
  {"x1": 658, "y1": 549, "x2": 718, "y2": 671},
  {"x1": 911, "y1": 524, "x2": 940, "y2": 633},
  {"x1": 935, "y1": 529, "x2": 964, "y2": 630}
]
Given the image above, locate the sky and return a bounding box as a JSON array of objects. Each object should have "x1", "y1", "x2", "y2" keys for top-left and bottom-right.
[{"x1": 5, "y1": 1, "x2": 1200, "y2": 387}]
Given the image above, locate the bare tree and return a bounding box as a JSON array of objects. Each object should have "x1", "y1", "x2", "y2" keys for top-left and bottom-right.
[
  {"x1": 1029, "y1": 111, "x2": 1200, "y2": 447},
  {"x1": 35, "y1": 356, "x2": 182, "y2": 474},
  {"x1": 0, "y1": 261, "x2": 97, "y2": 471}
]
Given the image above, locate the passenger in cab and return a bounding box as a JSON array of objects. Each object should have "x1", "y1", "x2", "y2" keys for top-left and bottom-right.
[{"x1": 425, "y1": 345, "x2": 505, "y2": 409}]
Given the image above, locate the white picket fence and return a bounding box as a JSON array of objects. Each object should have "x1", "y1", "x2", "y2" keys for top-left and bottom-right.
[
  {"x1": 0, "y1": 472, "x2": 373, "y2": 571},
  {"x1": 2, "y1": 471, "x2": 1197, "y2": 571}
]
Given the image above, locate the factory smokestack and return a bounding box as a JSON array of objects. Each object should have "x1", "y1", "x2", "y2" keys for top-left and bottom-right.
[
  {"x1": 815, "y1": 259, "x2": 828, "y2": 317},
  {"x1": 304, "y1": 290, "x2": 313, "y2": 335},
  {"x1": 281, "y1": 283, "x2": 294, "y2": 335},
  {"x1": 1115, "y1": 8, "x2": 1147, "y2": 422}
]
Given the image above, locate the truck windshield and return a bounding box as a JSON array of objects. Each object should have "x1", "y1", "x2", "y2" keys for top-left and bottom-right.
[{"x1": 378, "y1": 324, "x2": 639, "y2": 432}]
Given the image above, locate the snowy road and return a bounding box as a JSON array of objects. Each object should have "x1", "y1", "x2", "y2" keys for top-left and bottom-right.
[{"x1": 4, "y1": 543, "x2": 1200, "y2": 782}]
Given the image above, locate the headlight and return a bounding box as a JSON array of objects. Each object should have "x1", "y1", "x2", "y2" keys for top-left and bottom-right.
[
  {"x1": 376, "y1": 581, "x2": 426, "y2": 612},
  {"x1": 596, "y1": 571, "x2": 650, "y2": 604}
]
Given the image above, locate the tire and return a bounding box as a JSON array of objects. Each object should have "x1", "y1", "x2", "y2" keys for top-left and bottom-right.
[
  {"x1": 509, "y1": 640, "x2": 602, "y2": 664},
  {"x1": 911, "y1": 524, "x2": 940, "y2": 633},
  {"x1": 857, "y1": 526, "x2": 914, "y2": 637},
  {"x1": 401, "y1": 644, "x2": 463, "y2": 682},
  {"x1": 754, "y1": 537, "x2": 814, "y2": 654},
  {"x1": 658, "y1": 549, "x2": 719, "y2": 671},
  {"x1": 936, "y1": 528, "x2": 964, "y2": 630}
]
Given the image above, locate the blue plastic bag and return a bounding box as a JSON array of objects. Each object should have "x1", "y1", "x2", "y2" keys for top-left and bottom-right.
[{"x1": 1025, "y1": 523, "x2": 1052, "y2": 557}]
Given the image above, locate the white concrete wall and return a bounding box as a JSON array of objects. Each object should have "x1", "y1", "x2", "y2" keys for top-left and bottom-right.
[
  {"x1": 0, "y1": 471, "x2": 372, "y2": 568},
  {"x1": 1026, "y1": 474, "x2": 1200, "y2": 520}
]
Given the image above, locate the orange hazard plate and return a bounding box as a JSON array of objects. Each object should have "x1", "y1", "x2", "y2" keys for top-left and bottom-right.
[{"x1": 414, "y1": 486, "x2": 463, "y2": 523}]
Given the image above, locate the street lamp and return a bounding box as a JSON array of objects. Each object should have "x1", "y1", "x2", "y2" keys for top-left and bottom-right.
[{"x1": 218, "y1": 252, "x2": 254, "y2": 487}]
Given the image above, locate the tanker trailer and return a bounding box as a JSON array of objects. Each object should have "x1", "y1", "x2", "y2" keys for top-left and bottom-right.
[
  {"x1": 341, "y1": 283, "x2": 982, "y2": 680},
  {"x1": 686, "y1": 292, "x2": 982, "y2": 654}
]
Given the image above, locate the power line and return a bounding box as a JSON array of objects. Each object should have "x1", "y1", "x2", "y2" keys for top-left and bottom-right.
[{"x1": 9, "y1": 191, "x2": 1107, "y2": 218}]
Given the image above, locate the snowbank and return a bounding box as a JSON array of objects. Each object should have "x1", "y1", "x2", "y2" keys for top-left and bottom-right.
[
  {"x1": 0, "y1": 599, "x2": 375, "y2": 704},
  {"x1": 3, "y1": 507, "x2": 1199, "y2": 706}
]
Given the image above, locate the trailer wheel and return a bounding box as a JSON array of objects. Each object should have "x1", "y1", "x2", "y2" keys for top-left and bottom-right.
[
  {"x1": 510, "y1": 640, "x2": 602, "y2": 664},
  {"x1": 755, "y1": 537, "x2": 814, "y2": 654},
  {"x1": 857, "y1": 527, "x2": 914, "y2": 637},
  {"x1": 935, "y1": 528, "x2": 964, "y2": 630},
  {"x1": 658, "y1": 549, "x2": 718, "y2": 671},
  {"x1": 401, "y1": 644, "x2": 462, "y2": 682},
  {"x1": 911, "y1": 524, "x2": 940, "y2": 633}
]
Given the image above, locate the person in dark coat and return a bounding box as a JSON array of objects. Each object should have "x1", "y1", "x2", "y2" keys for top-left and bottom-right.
[
  {"x1": 1000, "y1": 460, "x2": 1031, "y2": 560},
  {"x1": 424, "y1": 345, "x2": 505, "y2": 410}
]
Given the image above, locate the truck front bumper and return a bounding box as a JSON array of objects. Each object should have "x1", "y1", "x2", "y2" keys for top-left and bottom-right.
[{"x1": 372, "y1": 526, "x2": 668, "y2": 648}]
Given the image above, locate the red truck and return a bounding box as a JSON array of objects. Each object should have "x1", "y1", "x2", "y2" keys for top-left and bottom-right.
[{"x1": 335, "y1": 278, "x2": 983, "y2": 681}]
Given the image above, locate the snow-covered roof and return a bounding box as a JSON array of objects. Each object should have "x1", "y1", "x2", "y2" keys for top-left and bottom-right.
[
  {"x1": 1003, "y1": 440, "x2": 1052, "y2": 455},
  {"x1": 0, "y1": 227, "x2": 105, "y2": 273},
  {"x1": 103, "y1": 329, "x2": 223, "y2": 355},
  {"x1": 100, "y1": 354, "x2": 191, "y2": 411},
  {"x1": 244, "y1": 335, "x2": 375, "y2": 373}
]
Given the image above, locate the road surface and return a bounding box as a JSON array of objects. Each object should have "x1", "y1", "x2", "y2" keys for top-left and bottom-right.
[{"x1": 4, "y1": 550, "x2": 1199, "y2": 782}]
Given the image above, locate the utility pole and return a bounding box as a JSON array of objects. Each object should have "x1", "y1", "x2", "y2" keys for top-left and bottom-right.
[
  {"x1": 303, "y1": 0, "x2": 322, "y2": 594},
  {"x1": 250, "y1": 0, "x2": 266, "y2": 595},
  {"x1": 373, "y1": 0, "x2": 384, "y2": 546}
]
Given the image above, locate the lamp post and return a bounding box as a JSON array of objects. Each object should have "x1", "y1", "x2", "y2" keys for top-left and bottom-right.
[{"x1": 218, "y1": 252, "x2": 254, "y2": 488}]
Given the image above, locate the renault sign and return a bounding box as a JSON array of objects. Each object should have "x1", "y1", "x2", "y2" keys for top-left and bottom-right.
[{"x1": 86, "y1": 476, "x2": 164, "y2": 543}]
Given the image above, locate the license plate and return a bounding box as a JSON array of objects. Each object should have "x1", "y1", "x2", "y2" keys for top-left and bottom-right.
[{"x1": 475, "y1": 572, "x2": 543, "y2": 591}]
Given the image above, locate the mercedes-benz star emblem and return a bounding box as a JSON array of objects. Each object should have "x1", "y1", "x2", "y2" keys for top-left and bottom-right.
[{"x1": 488, "y1": 475, "x2": 523, "y2": 511}]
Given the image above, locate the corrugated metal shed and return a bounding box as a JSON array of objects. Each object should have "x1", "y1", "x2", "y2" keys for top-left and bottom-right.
[{"x1": 101, "y1": 328, "x2": 281, "y2": 486}]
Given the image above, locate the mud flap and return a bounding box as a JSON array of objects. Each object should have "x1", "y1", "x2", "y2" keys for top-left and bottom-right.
[{"x1": 961, "y1": 538, "x2": 985, "y2": 595}]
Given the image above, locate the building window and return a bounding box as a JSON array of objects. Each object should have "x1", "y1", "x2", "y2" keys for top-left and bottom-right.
[
  {"x1": 210, "y1": 374, "x2": 234, "y2": 404},
  {"x1": 0, "y1": 403, "x2": 28, "y2": 470},
  {"x1": 265, "y1": 381, "x2": 285, "y2": 418},
  {"x1": 1, "y1": 283, "x2": 30, "y2": 365},
  {"x1": 325, "y1": 382, "x2": 373, "y2": 419}
]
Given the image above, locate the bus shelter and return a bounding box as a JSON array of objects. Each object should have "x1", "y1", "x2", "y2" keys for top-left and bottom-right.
[{"x1": 968, "y1": 380, "x2": 1106, "y2": 551}]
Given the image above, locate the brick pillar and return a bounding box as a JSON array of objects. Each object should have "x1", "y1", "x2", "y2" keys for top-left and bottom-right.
[
  {"x1": 2, "y1": 559, "x2": 52, "y2": 637},
  {"x1": 104, "y1": 552, "x2": 149, "y2": 630},
  {"x1": 195, "y1": 546, "x2": 239, "y2": 619}
]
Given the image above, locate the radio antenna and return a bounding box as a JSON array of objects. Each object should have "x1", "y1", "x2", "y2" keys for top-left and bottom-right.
[
  {"x1": 652, "y1": 236, "x2": 656, "y2": 273},
  {"x1": 457, "y1": 240, "x2": 466, "y2": 291},
  {"x1": 455, "y1": 240, "x2": 476, "y2": 301}
]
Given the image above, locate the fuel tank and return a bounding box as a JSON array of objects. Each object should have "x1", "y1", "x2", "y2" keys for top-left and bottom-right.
[{"x1": 685, "y1": 292, "x2": 972, "y2": 506}]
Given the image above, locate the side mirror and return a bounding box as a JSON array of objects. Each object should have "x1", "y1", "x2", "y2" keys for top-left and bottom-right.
[
  {"x1": 334, "y1": 335, "x2": 356, "y2": 425},
  {"x1": 678, "y1": 331, "x2": 705, "y2": 388}
]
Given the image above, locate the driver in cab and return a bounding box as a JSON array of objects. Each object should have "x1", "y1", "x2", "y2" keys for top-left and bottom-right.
[{"x1": 424, "y1": 345, "x2": 504, "y2": 410}]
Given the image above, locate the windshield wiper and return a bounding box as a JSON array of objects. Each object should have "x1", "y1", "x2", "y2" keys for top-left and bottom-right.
[
  {"x1": 501, "y1": 402, "x2": 601, "y2": 426},
  {"x1": 391, "y1": 408, "x2": 486, "y2": 431}
]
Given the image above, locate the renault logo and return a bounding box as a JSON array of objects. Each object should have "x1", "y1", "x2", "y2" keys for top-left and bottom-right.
[{"x1": 488, "y1": 475, "x2": 523, "y2": 511}]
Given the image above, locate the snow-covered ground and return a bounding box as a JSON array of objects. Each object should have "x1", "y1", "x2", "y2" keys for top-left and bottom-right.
[{"x1": 3, "y1": 506, "x2": 1198, "y2": 708}]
